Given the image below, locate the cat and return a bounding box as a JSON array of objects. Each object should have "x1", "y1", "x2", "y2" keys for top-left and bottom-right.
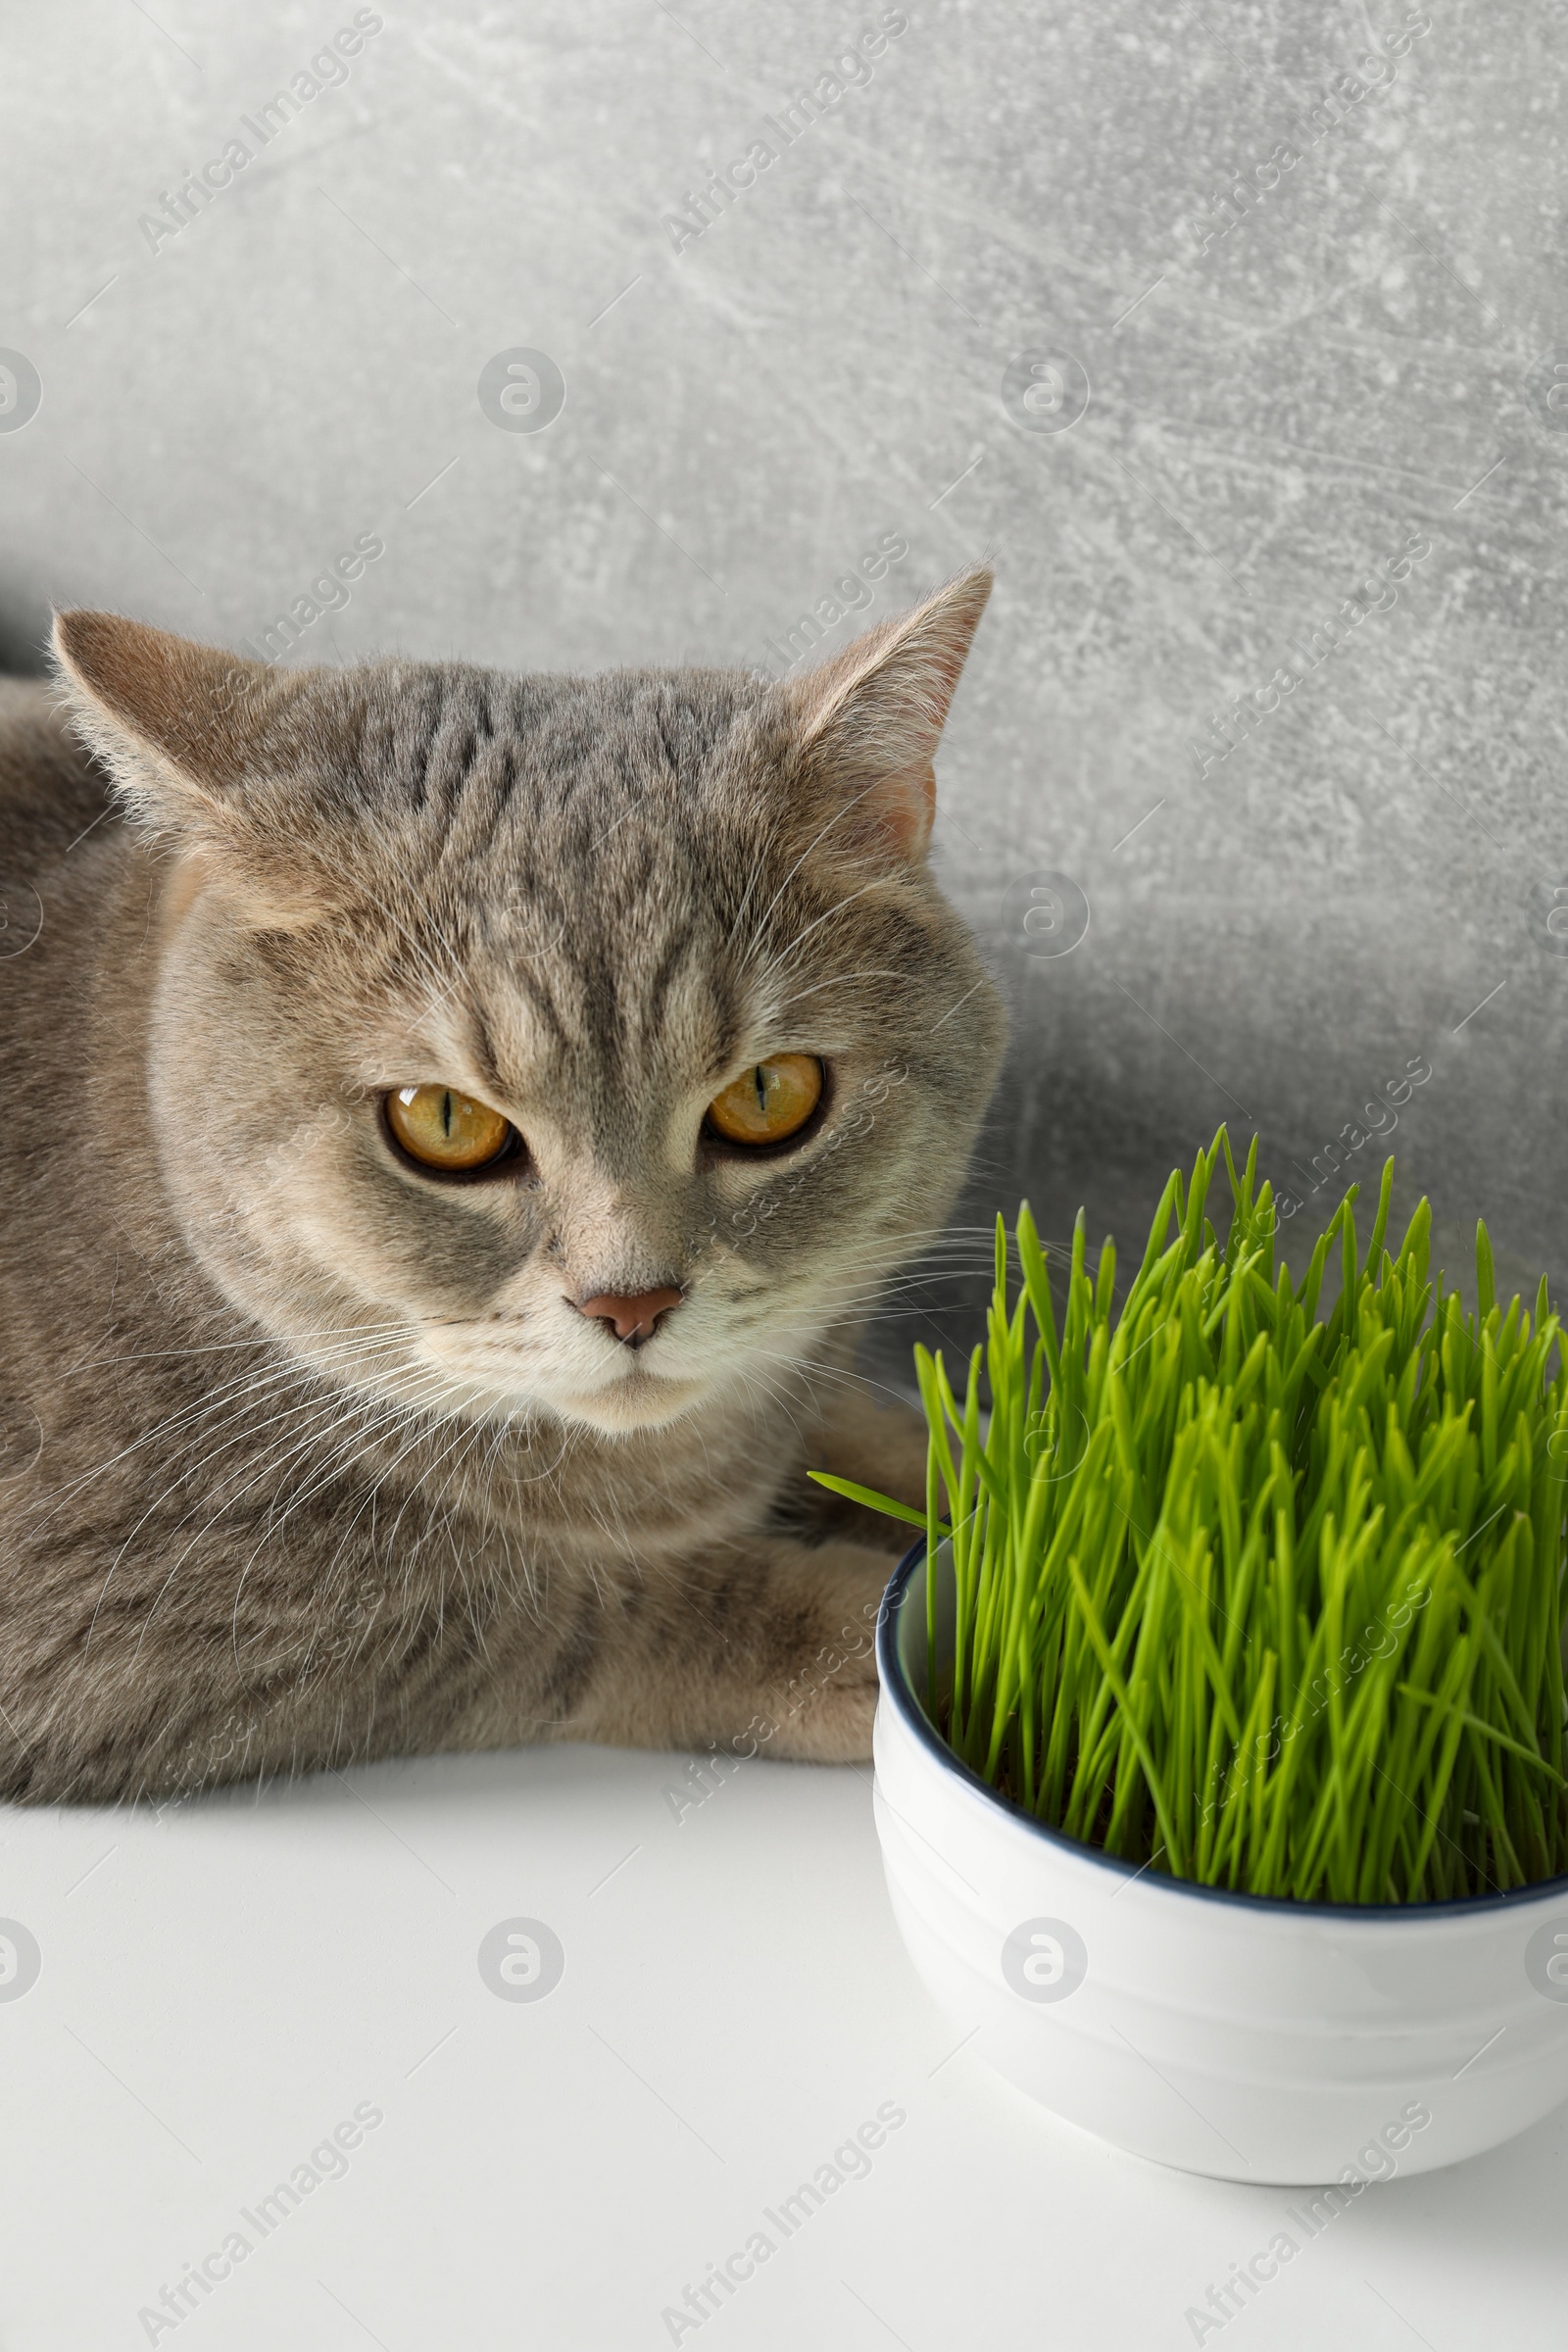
[{"x1": 0, "y1": 568, "x2": 1004, "y2": 1802}]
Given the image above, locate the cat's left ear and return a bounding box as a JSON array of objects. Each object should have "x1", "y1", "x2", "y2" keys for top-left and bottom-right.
[
  {"x1": 779, "y1": 564, "x2": 993, "y2": 862},
  {"x1": 51, "y1": 611, "x2": 327, "y2": 921}
]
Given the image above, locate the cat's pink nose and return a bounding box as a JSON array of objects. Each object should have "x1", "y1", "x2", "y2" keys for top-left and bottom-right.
[{"x1": 575, "y1": 1288, "x2": 683, "y2": 1347}]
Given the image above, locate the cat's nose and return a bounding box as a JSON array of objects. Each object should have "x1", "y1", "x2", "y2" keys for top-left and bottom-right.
[{"x1": 574, "y1": 1287, "x2": 683, "y2": 1348}]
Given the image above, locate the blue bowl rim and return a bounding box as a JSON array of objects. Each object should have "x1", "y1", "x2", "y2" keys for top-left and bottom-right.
[{"x1": 877, "y1": 1535, "x2": 1568, "y2": 1922}]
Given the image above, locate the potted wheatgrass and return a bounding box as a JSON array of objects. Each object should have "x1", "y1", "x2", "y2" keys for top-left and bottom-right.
[{"x1": 820, "y1": 1132, "x2": 1568, "y2": 2181}]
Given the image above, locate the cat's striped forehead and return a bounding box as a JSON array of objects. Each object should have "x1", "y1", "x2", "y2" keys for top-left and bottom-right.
[
  {"x1": 473, "y1": 896, "x2": 746, "y2": 1090},
  {"x1": 360, "y1": 661, "x2": 766, "y2": 830},
  {"x1": 354, "y1": 664, "x2": 851, "y2": 1094}
]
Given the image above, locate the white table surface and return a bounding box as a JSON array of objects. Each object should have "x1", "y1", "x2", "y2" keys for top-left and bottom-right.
[{"x1": 2, "y1": 1742, "x2": 1561, "y2": 2351}]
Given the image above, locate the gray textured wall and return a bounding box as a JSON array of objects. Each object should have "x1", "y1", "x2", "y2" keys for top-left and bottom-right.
[{"x1": 3, "y1": 0, "x2": 1561, "y2": 1365}]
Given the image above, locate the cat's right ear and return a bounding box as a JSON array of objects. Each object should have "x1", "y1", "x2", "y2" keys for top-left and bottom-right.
[
  {"x1": 51, "y1": 611, "x2": 325, "y2": 921},
  {"x1": 776, "y1": 564, "x2": 993, "y2": 865}
]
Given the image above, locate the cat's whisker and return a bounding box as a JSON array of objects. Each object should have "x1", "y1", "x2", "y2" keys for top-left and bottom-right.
[
  {"x1": 826, "y1": 1252, "x2": 1004, "y2": 1279},
  {"x1": 221, "y1": 1373, "x2": 496, "y2": 1668},
  {"x1": 802, "y1": 1279, "x2": 999, "y2": 1316},
  {"x1": 92, "y1": 1345, "x2": 454, "y2": 1551},
  {"x1": 88, "y1": 1360, "x2": 458, "y2": 1658},
  {"x1": 46, "y1": 1358, "x2": 434, "y2": 1539},
  {"x1": 46, "y1": 1322, "x2": 424, "y2": 1471},
  {"x1": 44, "y1": 1330, "x2": 429, "y2": 1536},
  {"x1": 60, "y1": 1317, "x2": 418, "y2": 1375},
  {"x1": 742, "y1": 1349, "x2": 913, "y2": 1416},
  {"x1": 251, "y1": 1373, "x2": 466, "y2": 1537},
  {"x1": 177, "y1": 1370, "x2": 473, "y2": 1639}
]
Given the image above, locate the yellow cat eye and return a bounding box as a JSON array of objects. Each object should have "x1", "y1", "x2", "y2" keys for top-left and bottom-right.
[
  {"x1": 385, "y1": 1084, "x2": 516, "y2": 1173},
  {"x1": 705, "y1": 1054, "x2": 824, "y2": 1148}
]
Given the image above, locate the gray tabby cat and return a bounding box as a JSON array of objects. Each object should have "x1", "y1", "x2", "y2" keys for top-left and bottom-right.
[{"x1": 0, "y1": 568, "x2": 1003, "y2": 1801}]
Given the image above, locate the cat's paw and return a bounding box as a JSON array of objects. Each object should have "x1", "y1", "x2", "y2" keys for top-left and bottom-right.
[
  {"x1": 858, "y1": 1401, "x2": 932, "y2": 1515},
  {"x1": 801, "y1": 1391, "x2": 931, "y2": 1546},
  {"x1": 743, "y1": 1543, "x2": 889, "y2": 1764}
]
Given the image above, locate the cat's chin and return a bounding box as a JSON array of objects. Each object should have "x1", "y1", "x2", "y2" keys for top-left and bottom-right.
[{"x1": 558, "y1": 1373, "x2": 711, "y2": 1436}]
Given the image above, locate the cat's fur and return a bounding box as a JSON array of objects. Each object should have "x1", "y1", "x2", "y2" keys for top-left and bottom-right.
[{"x1": 0, "y1": 571, "x2": 1003, "y2": 1802}]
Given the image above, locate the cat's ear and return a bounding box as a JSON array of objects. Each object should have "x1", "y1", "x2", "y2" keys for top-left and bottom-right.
[
  {"x1": 780, "y1": 565, "x2": 992, "y2": 861},
  {"x1": 51, "y1": 612, "x2": 325, "y2": 920}
]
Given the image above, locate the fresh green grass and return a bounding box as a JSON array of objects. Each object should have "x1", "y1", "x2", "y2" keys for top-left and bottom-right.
[{"x1": 815, "y1": 1130, "x2": 1568, "y2": 1902}]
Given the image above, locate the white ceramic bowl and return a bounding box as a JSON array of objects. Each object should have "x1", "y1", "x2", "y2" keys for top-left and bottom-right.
[{"x1": 873, "y1": 1540, "x2": 1568, "y2": 2183}]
